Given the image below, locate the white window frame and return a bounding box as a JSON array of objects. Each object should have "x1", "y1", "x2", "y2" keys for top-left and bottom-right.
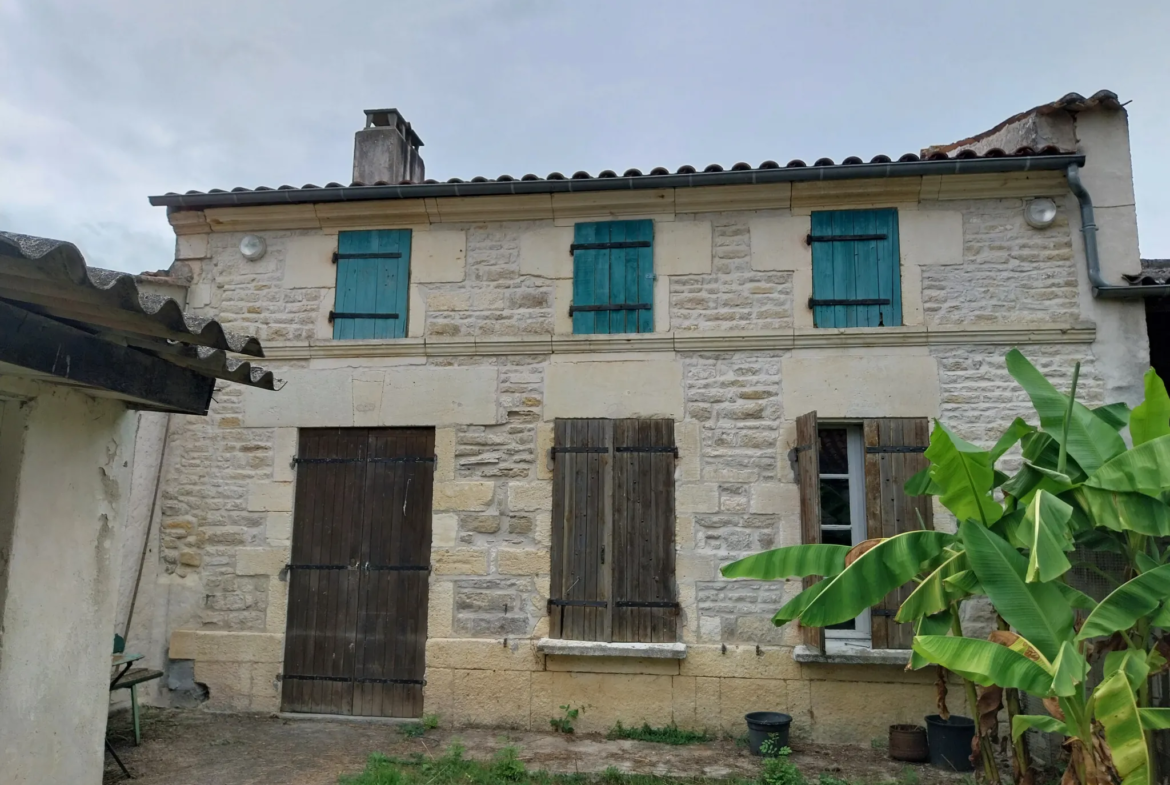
[{"x1": 818, "y1": 423, "x2": 871, "y2": 650}]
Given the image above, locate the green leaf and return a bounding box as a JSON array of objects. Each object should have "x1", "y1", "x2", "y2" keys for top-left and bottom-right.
[
  {"x1": 1151, "y1": 602, "x2": 1170, "y2": 629},
  {"x1": 904, "y1": 467, "x2": 940, "y2": 496},
  {"x1": 1136, "y1": 551, "x2": 1160, "y2": 574},
  {"x1": 991, "y1": 417, "x2": 1037, "y2": 461},
  {"x1": 1006, "y1": 349, "x2": 1127, "y2": 476},
  {"x1": 1019, "y1": 490, "x2": 1075, "y2": 583},
  {"x1": 1130, "y1": 369, "x2": 1170, "y2": 446},
  {"x1": 1075, "y1": 487, "x2": 1170, "y2": 537},
  {"x1": 895, "y1": 550, "x2": 968, "y2": 623},
  {"x1": 1011, "y1": 714, "x2": 1070, "y2": 741},
  {"x1": 944, "y1": 570, "x2": 983, "y2": 595},
  {"x1": 909, "y1": 610, "x2": 954, "y2": 670},
  {"x1": 1139, "y1": 708, "x2": 1170, "y2": 730},
  {"x1": 911, "y1": 635, "x2": 1054, "y2": 695},
  {"x1": 1085, "y1": 435, "x2": 1170, "y2": 498},
  {"x1": 1104, "y1": 650, "x2": 1152, "y2": 693},
  {"x1": 799, "y1": 531, "x2": 954, "y2": 627},
  {"x1": 1050, "y1": 641, "x2": 1089, "y2": 697},
  {"x1": 1094, "y1": 402, "x2": 1132, "y2": 432},
  {"x1": 721, "y1": 544, "x2": 850, "y2": 580},
  {"x1": 1054, "y1": 582, "x2": 1097, "y2": 612},
  {"x1": 926, "y1": 421, "x2": 1003, "y2": 526},
  {"x1": 1094, "y1": 670, "x2": 1152, "y2": 785},
  {"x1": 772, "y1": 581, "x2": 829, "y2": 625},
  {"x1": 1077, "y1": 564, "x2": 1170, "y2": 640},
  {"x1": 961, "y1": 520, "x2": 1073, "y2": 661}
]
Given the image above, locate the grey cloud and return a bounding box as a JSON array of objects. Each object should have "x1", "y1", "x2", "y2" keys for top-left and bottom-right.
[{"x1": 2, "y1": 0, "x2": 1167, "y2": 272}]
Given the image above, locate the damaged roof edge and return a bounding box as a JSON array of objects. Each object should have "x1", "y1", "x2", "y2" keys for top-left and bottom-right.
[{"x1": 149, "y1": 153, "x2": 1085, "y2": 210}]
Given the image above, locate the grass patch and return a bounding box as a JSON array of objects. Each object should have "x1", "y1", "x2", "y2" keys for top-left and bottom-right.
[
  {"x1": 606, "y1": 722, "x2": 711, "y2": 746},
  {"x1": 340, "y1": 743, "x2": 749, "y2": 785}
]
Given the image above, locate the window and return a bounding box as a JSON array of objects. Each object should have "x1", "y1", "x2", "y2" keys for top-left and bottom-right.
[
  {"x1": 809, "y1": 208, "x2": 901, "y2": 328},
  {"x1": 571, "y1": 220, "x2": 654, "y2": 335},
  {"x1": 548, "y1": 418, "x2": 677, "y2": 642},
  {"x1": 794, "y1": 412, "x2": 931, "y2": 653},
  {"x1": 332, "y1": 229, "x2": 411, "y2": 339}
]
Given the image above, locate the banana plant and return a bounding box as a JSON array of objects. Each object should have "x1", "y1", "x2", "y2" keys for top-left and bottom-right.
[{"x1": 720, "y1": 351, "x2": 1170, "y2": 785}]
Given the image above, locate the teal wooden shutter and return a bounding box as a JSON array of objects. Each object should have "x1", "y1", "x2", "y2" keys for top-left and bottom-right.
[
  {"x1": 571, "y1": 219, "x2": 654, "y2": 335},
  {"x1": 333, "y1": 229, "x2": 411, "y2": 339},
  {"x1": 809, "y1": 209, "x2": 901, "y2": 328}
]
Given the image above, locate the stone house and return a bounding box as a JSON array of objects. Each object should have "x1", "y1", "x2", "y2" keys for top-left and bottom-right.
[
  {"x1": 133, "y1": 91, "x2": 1154, "y2": 744},
  {"x1": 0, "y1": 233, "x2": 272, "y2": 784}
]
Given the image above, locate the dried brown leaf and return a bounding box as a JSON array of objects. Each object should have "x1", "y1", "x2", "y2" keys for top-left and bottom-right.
[{"x1": 844, "y1": 538, "x2": 881, "y2": 567}]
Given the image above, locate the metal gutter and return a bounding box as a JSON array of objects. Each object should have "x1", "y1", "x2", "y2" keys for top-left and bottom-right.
[
  {"x1": 149, "y1": 154, "x2": 1086, "y2": 210},
  {"x1": 1066, "y1": 164, "x2": 1170, "y2": 299}
]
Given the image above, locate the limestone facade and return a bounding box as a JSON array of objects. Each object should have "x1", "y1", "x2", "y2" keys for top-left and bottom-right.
[{"x1": 138, "y1": 116, "x2": 1147, "y2": 744}]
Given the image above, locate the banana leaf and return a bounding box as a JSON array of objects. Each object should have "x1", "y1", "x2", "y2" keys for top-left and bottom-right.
[
  {"x1": 1085, "y1": 435, "x2": 1170, "y2": 498},
  {"x1": 1094, "y1": 669, "x2": 1152, "y2": 785},
  {"x1": 1104, "y1": 650, "x2": 1152, "y2": 693},
  {"x1": 991, "y1": 417, "x2": 1037, "y2": 461},
  {"x1": 1050, "y1": 641, "x2": 1089, "y2": 697},
  {"x1": 1074, "y1": 487, "x2": 1170, "y2": 537},
  {"x1": 799, "y1": 531, "x2": 953, "y2": 628},
  {"x1": 926, "y1": 421, "x2": 1003, "y2": 526},
  {"x1": 1151, "y1": 602, "x2": 1170, "y2": 629},
  {"x1": 1136, "y1": 552, "x2": 1160, "y2": 574},
  {"x1": 1006, "y1": 349, "x2": 1127, "y2": 476},
  {"x1": 944, "y1": 569, "x2": 983, "y2": 595},
  {"x1": 721, "y1": 543, "x2": 850, "y2": 581},
  {"x1": 909, "y1": 609, "x2": 954, "y2": 670},
  {"x1": 895, "y1": 550, "x2": 968, "y2": 622},
  {"x1": 1077, "y1": 563, "x2": 1170, "y2": 640},
  {"x1": 1023, "y1": 431, "x2": 1088, "y2": 482},
  {"x1": 988, "y1": 629, "x2": 1054, "y2": 670},
  {"x1": 1129, "y1": 369, "x2": 1170, "y2": 446},
  {"x1": 962, "y1": 520, "x2": 1073, "y2": 660},
  {"x1": 1019, "y1": 490, "x2": 1075, "y2": 583},
  {"x1": 1054, "y1": 582, "x2": 1097, "y2": 612},
  {"x1": 911, "y1": 635, "x2": 1054, "y2": 695},
  {"x1": 772, "y1": 580, "x2": 829, "y2": 625},
  {"x1": 1012, "y1": 714, "x2": 1070, "y2": 741},
  {"x1": 904, "y1": 467, "x2": 940, "y2": 496},
  {"x1": 1094, "y1": 402, "x2": 1132, "y2": 432},
  {"x1": 1139, "y1": 708, "x2": 1170, "y2": 730}
]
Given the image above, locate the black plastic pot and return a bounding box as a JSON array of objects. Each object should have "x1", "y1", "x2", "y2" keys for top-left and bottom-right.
[
  {"x1": 924, "y1": 714, "x2": 975, "y2": 772},
  {"x1": 744, "y1": 712, "x2": 792, "y2": 757}
]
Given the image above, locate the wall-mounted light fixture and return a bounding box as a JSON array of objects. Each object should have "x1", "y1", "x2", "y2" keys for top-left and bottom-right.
[
  {"x1": 239, "y1": 235, "x2": 267, "y2": 261},
  {"x1": 1024, "y1": 198, "x2": 1057, "y2": 229}
]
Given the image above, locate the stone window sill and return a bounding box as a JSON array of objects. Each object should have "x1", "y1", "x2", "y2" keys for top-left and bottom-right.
[
  {"x1": 793, "y1": 644, "x2": 910, "y2": 666},
  {"x1": 536, "y1": 638, "x2": 687, "y2": 659}
]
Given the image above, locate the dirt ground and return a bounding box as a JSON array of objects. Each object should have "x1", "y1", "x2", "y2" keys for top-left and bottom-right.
[{"x1": 102, "y1": 708, "x2": 970, "y2": 785}]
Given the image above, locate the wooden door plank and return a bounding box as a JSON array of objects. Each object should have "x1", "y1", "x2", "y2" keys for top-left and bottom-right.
[
  {"x1": 550, "y1": 420, "x2": 567, "y2": 639},
  {"x1": 795, "y1": 412, "x2": 825, "y2": 652}
]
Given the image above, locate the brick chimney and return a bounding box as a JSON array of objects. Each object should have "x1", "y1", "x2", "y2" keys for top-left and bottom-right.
[{"x1": 353, "y1": 109, "x2": 425, "y2": 185}]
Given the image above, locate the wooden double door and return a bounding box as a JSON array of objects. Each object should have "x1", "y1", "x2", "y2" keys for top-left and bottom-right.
[{"x1": 280, "y1": 427, "x2": 433, "y2": 717}]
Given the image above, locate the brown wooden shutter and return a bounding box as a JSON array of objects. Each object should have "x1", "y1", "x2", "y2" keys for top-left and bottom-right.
[
  {"x1": 794, "y1": 411, "x2": 825, "y2": 653},
  {"x1": 550, "y1": 419, "x2": 611, "y2": 641},
  {"x1": 550, "y1": 418, "x2": 677, "y2": 643},
  {"x1": 612, "y1": 419, "x2": 677, "y2": 643},
  {"x1": 863, "y1": 418, "x2": 932, "y2": 649}
]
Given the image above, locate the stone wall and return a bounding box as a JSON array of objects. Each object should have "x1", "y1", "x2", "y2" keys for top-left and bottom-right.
[{"x1": 149, "y1": 175, "x2": 1138, "y2": 742}]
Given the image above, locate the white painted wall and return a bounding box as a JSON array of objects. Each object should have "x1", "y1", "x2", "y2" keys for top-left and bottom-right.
[{"x1": 0, "y1": 382, "x2": 136, "y2": 785}]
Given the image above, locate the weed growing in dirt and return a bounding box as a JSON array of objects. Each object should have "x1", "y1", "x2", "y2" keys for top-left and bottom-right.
[
  {"x1": 549, "y1": 704, "x2": 581, "y2": 734},
  {"x1": 759, "y1": 747, "x2": 803, "y2": 785},
  {"x1": 606, "y1": 722, "x2": 711, "y2": 746},
  {"x1": 815, "y1": 774, "x2": 849, "y2": 785},
  {"x1": 422, "y1": 714, "x2": 441, "y2": 730},
  {"x1": 399, "y1": 723, "x2": 427, "y2": 739},
  {"x1": 340, "y1": 742, "x2": 764, "y2": 785}
]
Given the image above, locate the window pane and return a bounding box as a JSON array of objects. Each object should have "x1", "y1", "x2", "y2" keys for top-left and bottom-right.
[
  {"x1": 822, "y1": 528, "x2": 852, "y2": 547},
  {"x1": 827, "y1": 618, "x2": 857, "y2": 631},
  {"x1": 820, "y1": 478, "x2": 850, "y2": 527},
  {"x1": 818, "y1": 429, "x2": 849, "y2": 475}
]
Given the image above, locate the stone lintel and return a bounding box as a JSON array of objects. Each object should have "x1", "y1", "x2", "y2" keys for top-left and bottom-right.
[{"x1": 536, "y1": 638, "x2": 687, "y2": 659}]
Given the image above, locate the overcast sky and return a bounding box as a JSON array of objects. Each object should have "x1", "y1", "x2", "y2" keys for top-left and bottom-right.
[{"x1": 2, "y1": 0, "x2": 1167, "y2": 273}]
